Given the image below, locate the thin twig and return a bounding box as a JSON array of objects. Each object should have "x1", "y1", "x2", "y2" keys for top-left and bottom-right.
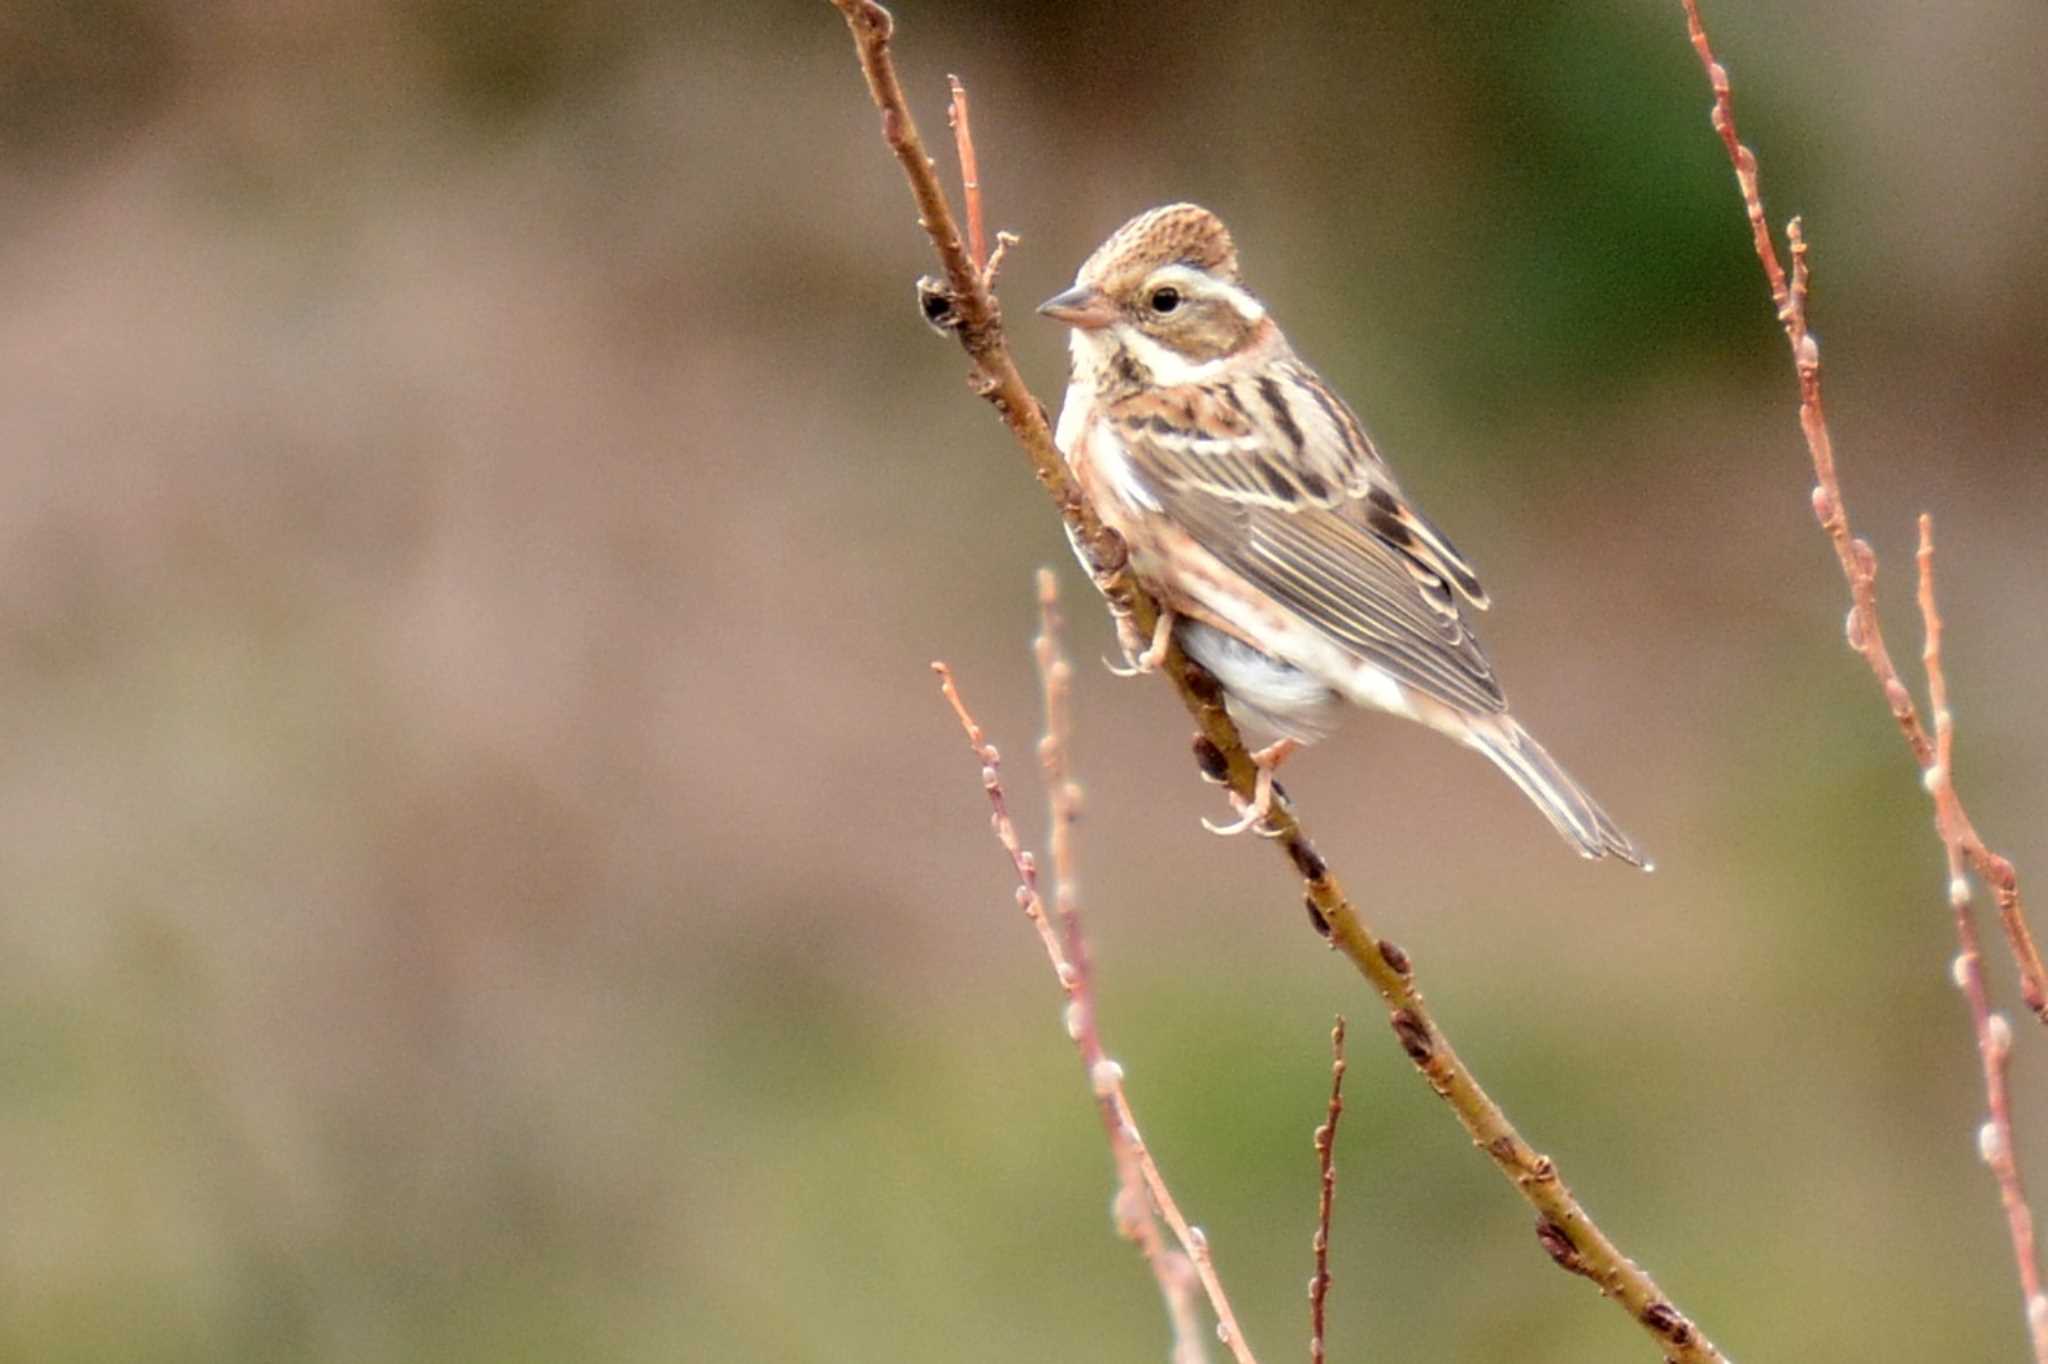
[
  {"x1": 1683, "y1": 4, "x2": 2047, "y2": 1349},
  {"x1": 946, "y1": 76, "x2": 986, "y2": 276},
  {"x1": 1679, "y1": 0, "x2": 2047, "y2": 1022},
  {"x1": 1035, "y1": 569, "x2": 1084, "y2": 976},
  {"x1": 935, "y1": 627, "x2": 1248, "y2": 1364},
  {"x1": 1917, "y1": 520, "x2": 2048, "y2": 1363},
  {"x1": 834, "y1": 4, "x2": 1725, "y2": 1357},
  {"x1": 931, "y1": 661, "x2": 1064, "y2": 968},
  {"x1": 829, "y1": 0, "x2": 1097, "y2": 540},
  {"x1": 1104, "y1": 1086, "x2": 1247, "y2": 1364},
  {"x1": 1310, "y1": 1016, "x2": 1348, "y2": 1364},
  {"x1": 1033, "y1": 571, "x2": 1240, "y2": 1364}
]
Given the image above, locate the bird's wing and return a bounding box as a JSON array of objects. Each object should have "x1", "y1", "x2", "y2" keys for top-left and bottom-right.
[{"x1": 1107, "y1": 365, "x2": 1506, "y2": 715}]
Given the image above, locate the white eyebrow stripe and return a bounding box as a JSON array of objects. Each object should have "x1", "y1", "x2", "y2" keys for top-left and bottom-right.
[{"x1": 1145, "y1": 264, "x2": 1266, "y2": 324}]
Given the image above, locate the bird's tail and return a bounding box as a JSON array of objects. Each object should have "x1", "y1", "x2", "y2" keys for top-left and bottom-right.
[{"x1": 1467, "y1": 718, "x2": 1652, "y2": 869}]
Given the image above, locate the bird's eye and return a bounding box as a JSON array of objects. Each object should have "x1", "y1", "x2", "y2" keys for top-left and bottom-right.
[{"x1": 1149, "y1": 286, "x2": 1182, "y2": 314}]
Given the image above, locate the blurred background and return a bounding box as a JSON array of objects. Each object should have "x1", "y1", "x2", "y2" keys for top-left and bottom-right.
[{"x1": 2, "y1": 0, "x2": 2045, "y2": 1359}]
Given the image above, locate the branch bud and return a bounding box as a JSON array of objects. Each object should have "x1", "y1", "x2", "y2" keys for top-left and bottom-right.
[{"x1": 1089, "y1": 1058, "x2": 1124, "y2": 1096}]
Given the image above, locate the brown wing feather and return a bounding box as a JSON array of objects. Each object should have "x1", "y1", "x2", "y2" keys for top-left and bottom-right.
[{"x1": 1108, "y1": 367, "x2": 1507, "y2": 716}]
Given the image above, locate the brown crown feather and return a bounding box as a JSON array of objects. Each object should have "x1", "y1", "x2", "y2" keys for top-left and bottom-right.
[{"x1": 1081, "y1": 203, "x2": 1241, "y2": 292}]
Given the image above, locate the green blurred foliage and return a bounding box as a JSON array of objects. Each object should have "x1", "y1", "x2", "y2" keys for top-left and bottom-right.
[{"x1": 1, "y1": 1, "x2": 2045, "y2": 1361}]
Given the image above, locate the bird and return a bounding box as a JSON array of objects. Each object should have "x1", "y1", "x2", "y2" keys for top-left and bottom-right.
[{"x1": 1038, "y1": 203, "x2": 1649, "y2": 867}]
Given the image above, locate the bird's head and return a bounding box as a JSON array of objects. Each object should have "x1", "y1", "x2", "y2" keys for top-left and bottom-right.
[{"x1": 1040, "y1": 203, "x2": 1272, "y2": 387}]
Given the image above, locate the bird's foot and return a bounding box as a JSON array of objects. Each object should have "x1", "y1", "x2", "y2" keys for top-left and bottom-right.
[
  {"x1": 1202, "y1": 738, "x2": 1301, "y2": 837},
  {"x1": 1105, "y1": 608, "x2": 1176, "y2": 678}
]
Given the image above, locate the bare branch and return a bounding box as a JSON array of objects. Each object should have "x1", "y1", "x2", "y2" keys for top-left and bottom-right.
[
  {"x1": 934, "y1": 607, "x2": 1251, "y2": 1363},
  {"x1": 835, "y1": 4, "x2": 1726, "y2": 1356},
  {"x1": 827, "y1": 0, "x2": 1103, "y2": 547},
  {"x1": 1035, "y1": 569, "x2": 1083, "y2": 972},
  {"x1": 1684, "y1": 1, "x2": 2047, "y2": 1349},
  {"x1": 1679, "y1": 0, "x2": 2047, "y2": 1021},
  {"x1": 945, "y1": 76, "x2": 986, "y2": 277},
  {"x1": 1034, "y1": 572, "x2": 1253, "y2": 1363},
  {"x1": 1917, "y1": 521, "x2": 2048, "y2": 1363},
  {"x1": 931, "y1": 660, "x2": 1065, "y2": 970},
  {"x1": 1310, "y1": 1017, "x2": 1348, "y2": 1364}
]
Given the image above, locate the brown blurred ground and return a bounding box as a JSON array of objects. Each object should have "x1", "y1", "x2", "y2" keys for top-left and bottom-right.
[{"x1": 1, "y1": 2, "x2": 2045, "y2": 1360}]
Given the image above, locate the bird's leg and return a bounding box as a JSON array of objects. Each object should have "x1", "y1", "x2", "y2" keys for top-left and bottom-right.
[
  {"x1": 1105, "y1": 607, "x2": 1176, "y2": 678},
  {"x1": 1202, "y1": 737, "x2": 1302, "y2": 836}
]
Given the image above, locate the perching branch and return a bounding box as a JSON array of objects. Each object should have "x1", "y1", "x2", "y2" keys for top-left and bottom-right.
[
  {"x1": 1679, "y1": 0, "x2": 2047, "y2": 1023},
  {"x1": 830, "y1": 3, "x2": 1726, "y2": 1359},
  {"x1": 1681, "y1": 3, "x2": 2047, "y2": 1355}
]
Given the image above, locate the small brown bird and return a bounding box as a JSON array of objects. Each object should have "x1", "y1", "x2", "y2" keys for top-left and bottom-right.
[{"x1": 1041, "y1": 203, "x2": 1648, "y2": 867}]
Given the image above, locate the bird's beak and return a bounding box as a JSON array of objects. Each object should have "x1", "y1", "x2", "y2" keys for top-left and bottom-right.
[{"x1": 1037, "y1": 283, "x2": 1116, "y2": 330}]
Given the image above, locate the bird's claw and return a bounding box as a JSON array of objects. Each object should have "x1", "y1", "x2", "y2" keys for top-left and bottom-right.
[
  {"x1": 1105, "y1": 608, "x2": 1175, "y2": 678},
  {"x1": 1203, "y1": 769, "x2": 1280, "y2": 836},
  {"x1": 1201, "y1": 739, "x2": 1300, "y2": 837}
]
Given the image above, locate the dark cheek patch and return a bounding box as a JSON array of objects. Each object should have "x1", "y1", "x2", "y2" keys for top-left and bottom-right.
[
  {"x1": 1191, "y1": 318, "x2": 1237, "y2": 362},
  {"x1": 1146, "y1": 303, "x2": 1248, "y2": 365}
]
